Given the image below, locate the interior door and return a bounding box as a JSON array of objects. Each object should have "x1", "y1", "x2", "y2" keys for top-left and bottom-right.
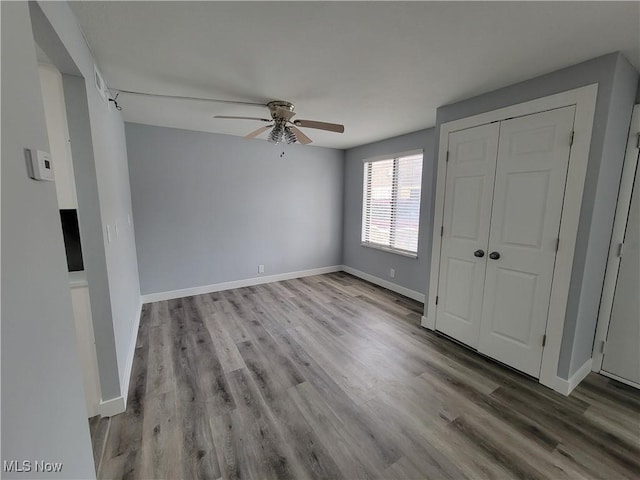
[
  {"x1": 602, "y1": 158, "x2": 639, "y2": 387},
  {"x1": 436, "y1": 123, "x2": 499, "y2": 348},
  {"x1": 477, "y1": 106, "x2": 576, "y2": 377}
]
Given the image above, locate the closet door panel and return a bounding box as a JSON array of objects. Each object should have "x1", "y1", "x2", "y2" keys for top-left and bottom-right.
[
  {"x1": 602, "y1": 157, "x2": 640, "y2": 387},
  {"x1": 478, "y1": 106, "x2": 576, "y2": 377},
  {"x1": 436, "y1": 123, "x2": 499, "y2": 348}
]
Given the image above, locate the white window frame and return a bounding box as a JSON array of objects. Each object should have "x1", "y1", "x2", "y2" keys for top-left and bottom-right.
[{"x1": 361, "y1": 149, "x2": 423, "y2": 258}]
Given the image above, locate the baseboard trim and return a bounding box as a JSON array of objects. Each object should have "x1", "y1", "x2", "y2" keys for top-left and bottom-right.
[
  {"x1": 141, "y1": 265, "x2": 425, "y2": 304},
  {"x1": 599, "y1": 370, "x2": 640, "y2": 390},
  {"x1": 554, "y1": 358, "x2": 593, "y2": 396},
  {"x1": 98, "y1": 395, "x2": 126, "y2": 417},
  {"x1": 341, "y1": 266, "x2": 425, "y2": 303},
  {"x1": 421, "y1": 315, "x2": 435, "y2": 330},
  {"x1": 141, "y1": 266, "x2": 343, "y2": 304}
]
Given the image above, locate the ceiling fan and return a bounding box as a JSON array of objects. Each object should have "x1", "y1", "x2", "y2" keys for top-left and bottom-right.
[{"x1": 214, "y1": 101, "x2": 344, "y2": 145}]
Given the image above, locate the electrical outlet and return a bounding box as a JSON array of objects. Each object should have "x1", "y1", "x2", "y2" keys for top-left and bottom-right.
[
  {"x1": 258, "y1": 264, "x2": 265, "y2": 273},
  {"x1": 390, "y1": 268, "x2": 396, "y2": 278}
]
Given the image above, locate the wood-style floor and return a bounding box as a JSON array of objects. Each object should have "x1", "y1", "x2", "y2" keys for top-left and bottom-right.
[{"x1": 97, "y1": 272, "x2": 640, "y2": 479}]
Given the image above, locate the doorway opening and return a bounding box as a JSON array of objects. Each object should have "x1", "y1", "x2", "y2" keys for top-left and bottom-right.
[{"x1": 36, "y1": 46, "x2": 102, "y2": 417}]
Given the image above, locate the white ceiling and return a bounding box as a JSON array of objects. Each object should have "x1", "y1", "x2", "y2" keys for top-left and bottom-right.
[{"x1": 69, "y1": 1, "x2": 640, "y2": 149}]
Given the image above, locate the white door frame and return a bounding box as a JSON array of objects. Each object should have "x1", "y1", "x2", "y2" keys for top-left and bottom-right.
[
  {"x1": 591, "y1": 104, "x2": 640, "y2": 382},
  {"x1": 423, "y1": 84, "x2": 598, "y2": 394}
]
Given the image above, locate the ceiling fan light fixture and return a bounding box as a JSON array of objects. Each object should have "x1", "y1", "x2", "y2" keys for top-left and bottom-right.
[
  {"x1": 268, "y1": 125, "x2": 284, "y2": 144},
  {"x1": 284, "y1": 126, "x2": 297, "y2": 144}
]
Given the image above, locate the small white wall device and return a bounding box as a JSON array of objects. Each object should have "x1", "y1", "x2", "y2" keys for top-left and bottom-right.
[{"x1": 25, "y1": 148, "x2": 55, "y2": 181}]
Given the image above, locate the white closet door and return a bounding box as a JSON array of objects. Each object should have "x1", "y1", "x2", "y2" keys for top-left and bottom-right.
[
  {"x1": 436, "y1": 123, "x2": 499, "y2": 348},
  {"x1": 602, "y1": 157, "x2": 640, "y2": 387},
  {"x1": 478, "y1": 106, "x2": 575, "y2": 377}
]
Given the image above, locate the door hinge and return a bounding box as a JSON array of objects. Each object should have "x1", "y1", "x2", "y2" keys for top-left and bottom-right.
[
  {"x1": 446, "y1": 151, "x2": 449, "y2": 162},
  {"x1": 440, "y1": 226, "x2": 444, "y2": 237},
  {"x1": 542, "y1": 334, "x2": 547, "y2": 347},
  {"x1": 435, "y1": 295, "x2": 439, "y2": 305},
  {"x1": 555, "y1": 238, "x2": 560, "y2": 252},
  {"x1": 570, "y1": 131, "x2": 575, "y2": 147},
  {"x1": 600, "y1": 340, "x2": 606, "y2": 354},
  {"x1": 617, "y1": 242, "x2": 624, "y2": 257},
  {"x1": 636, "y1": 133, "x2": 640, "y2": 149}
]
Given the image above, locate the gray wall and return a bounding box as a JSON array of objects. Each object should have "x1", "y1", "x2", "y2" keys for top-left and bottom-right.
[
  {"x1": 431, "y1": 52, "x2": 639, "y2": 379},
  {"x1": 343, "y1": 129, "x2": 435, "y2": 295},
  {"x1": 1, "y1": 2, "x2": 95, "y2": 478},
  {"x1": 34, "y1": 1, "x2": 142, "y2": 399},
  {"x1": 125, "y1": 123, "x2": 344, "y2": 295},
  {"x1": 567, "y1": 55, "x2": 639, "y2": 374}
]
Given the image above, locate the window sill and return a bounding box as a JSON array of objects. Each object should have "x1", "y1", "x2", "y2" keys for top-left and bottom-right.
[{"x1": 360, "y1": 242, "x2": 418, "y2": 259}]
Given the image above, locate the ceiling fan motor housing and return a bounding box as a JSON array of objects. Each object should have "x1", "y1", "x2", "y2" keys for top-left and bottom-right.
[{"x1": 267, "y1": 101, "x2": 295, "y2": 119}]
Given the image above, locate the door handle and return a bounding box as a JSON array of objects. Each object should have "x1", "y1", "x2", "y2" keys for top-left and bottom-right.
[
  {"x1": 489, "y1": 251, "x2": 501, "y2": 260},
  {"x1": 473, "y1": 249, "x2": 485, "y2": 258}
]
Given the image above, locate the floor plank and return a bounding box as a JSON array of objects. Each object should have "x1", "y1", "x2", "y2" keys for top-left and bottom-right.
[{"x1": 99, "y1": 272, "x2": 640, "y2": 479}]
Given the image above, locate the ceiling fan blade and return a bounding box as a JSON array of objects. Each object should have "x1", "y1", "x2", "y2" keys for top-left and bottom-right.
[
  {"x1": 290, "y1": 126, "x2": 312, "y2": 145},
  {"x1": 275, "y1": 107, "x2": 296, "y2": 121},
  {"x1": 244, "y1": 125, "x2": 272, "y2": 139},
  {"x1": 214, "y1": 115, "x2": 271, "y2": 122},
  {"x1": 293, "y1": 119, "x2": 344, "y2": 133},
  {"x1": 115, "y1": 89, "x2": 267, "y2": 107}
]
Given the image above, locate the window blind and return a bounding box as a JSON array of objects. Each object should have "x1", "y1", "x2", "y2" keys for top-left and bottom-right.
[{"x1": 361, "y1": 152, "x2": 423, "y2": 256}]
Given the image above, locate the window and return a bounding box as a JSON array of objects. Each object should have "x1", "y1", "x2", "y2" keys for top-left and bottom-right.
[{"x1": 361, "y1": 151, "x2": 423, "y2": 257}]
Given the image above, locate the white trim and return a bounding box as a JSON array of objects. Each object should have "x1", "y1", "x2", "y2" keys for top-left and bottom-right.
[
  {"x1": 592, "y1": 104, "x2": 640, "y2": 373},
  {"x1": 425, "y1": 84, "x2": 598, "y2": 395},
  {"x1": 360, "y1": 242, "x2": 418, "y2": 258},
  {"x1": 342, "y1": 265, "x2": 425, "y2": 302},
  {"x1": 599, "y1": 370, "x2": 640, "y2": 390},
  {"x1": 421, "y1": 315, "x2": 434, "y2": 329},
  {"x1": 539, "y1": 85, "x2": 597, "y2": 391},
  {"x1": 426, "y1": 121, "x2": 450, "y2": 332},
  {"x1": 141, "y1": 266, "x2": 342, "y2": 304},
  {"x1": 117, "y1": 297, "x2": 144, "y2": 411},
  {"x1": 68, "y1": 271, "x2": 88, "y2": 288},
  {"x1": 361, "y1": 148, "x2": 424, "y2": 164},
  {"x1": 553, "y1": 358, "x2": 593, "y2": 396},
  {"x1": 68, "y1": 282, "x2": 102, "y2": 417},
  {"x1": 98, "y1": 395, "x2": 126, "y2": 417}
]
